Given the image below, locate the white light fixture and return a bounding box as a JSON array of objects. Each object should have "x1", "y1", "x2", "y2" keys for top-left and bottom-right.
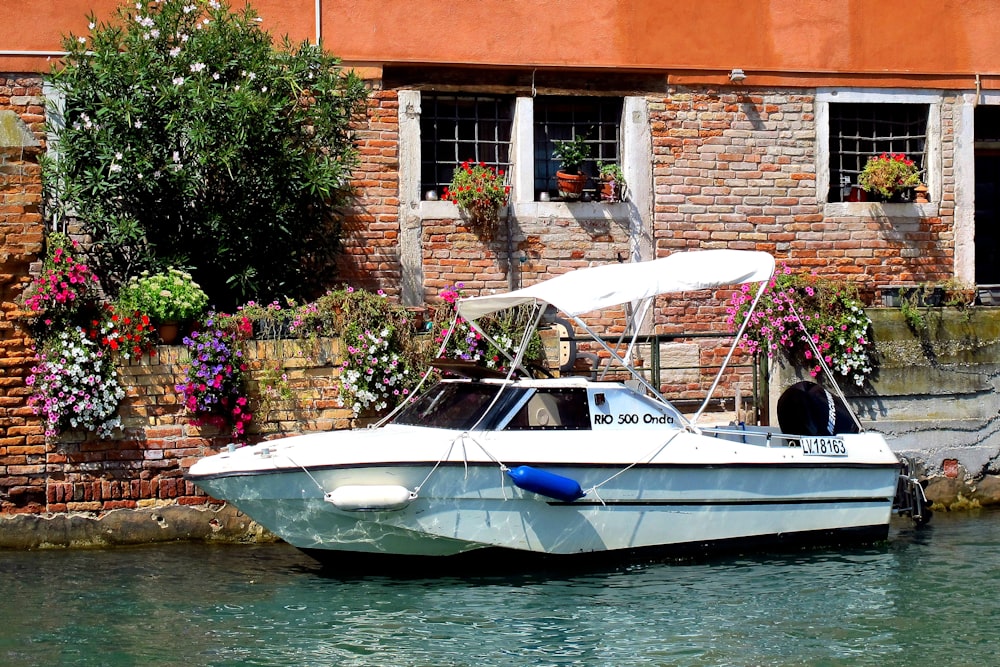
[{"x1": 728, "y1": 68, "x2": 746, "y2": 83}]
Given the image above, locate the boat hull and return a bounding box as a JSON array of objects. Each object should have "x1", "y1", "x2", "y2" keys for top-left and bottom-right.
[{"x1": 191, "y1": 448, "x2": 898, "y2": 559}]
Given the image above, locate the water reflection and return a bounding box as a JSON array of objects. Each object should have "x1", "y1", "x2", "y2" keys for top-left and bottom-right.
[{"x1": 2, "y1": 511, "x2": 1000, "y2": 666}]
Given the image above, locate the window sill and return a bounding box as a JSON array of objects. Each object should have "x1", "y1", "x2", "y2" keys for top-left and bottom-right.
[
  {"x1": 823, "y1": 201, "x2": 939, "y2": 218},
  {"x1": 514, "y1": 200, "x2": 631, "y2": 218},
  {"x1": 418, "y1": 199, "x2": 631, "y2": 219}
]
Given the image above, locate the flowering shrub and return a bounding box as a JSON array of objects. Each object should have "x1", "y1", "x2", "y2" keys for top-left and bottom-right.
[
  {"x1": 339, "y1": 327, "x2": 412, "y2": 415},
  {"x1": 49, "y1": 0, "x2": 368, "y2": 307},
  {"x1": 858, "y1": 153, "x2": 921, "y2": 199},
  {"x1": 443, "y1": 161, "x2": 510, "y2": 237},
  {"x1": 727, "y1": 266, "x2": 875, "y2": 386},
  {"x1": 117, "y1": 267, "x2": 209, "y2": 323},
  {"x1": 93, "y1": 306, "x2": 158, "y2": 361},
  {"x1": 333, "y1": 288, "x2": 418, "y2": 416},
  {"x1": 26, "y1": 326, "x2": 125, "y2": 438},
  {"x1": 432, "y1": 284, "x2": 545, "y2": 372},
  {"x1": 230, "y1": 299, "x2": 292, "y2": 339},
  {"x1": 21, "y1": 235, "x2": 100, "y2": 327},
  {"x1": 433, "y1": 284, "x2": 487, "y2": 362},
  {"x1": 175, "y1": 315, "x2": 253, "y2": 440}
]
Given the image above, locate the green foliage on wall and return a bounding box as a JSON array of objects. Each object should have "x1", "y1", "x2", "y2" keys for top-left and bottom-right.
[{"x1": 45, "y1": 0, "x2": 368, "y2": 308}]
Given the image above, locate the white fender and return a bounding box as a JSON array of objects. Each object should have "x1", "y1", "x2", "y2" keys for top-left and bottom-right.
[{"x1": 324, "y1": 485, "x2": 414, "y2": 512}]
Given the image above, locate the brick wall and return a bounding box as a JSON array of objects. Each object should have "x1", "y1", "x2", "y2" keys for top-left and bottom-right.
[
  {"x1": 1, "y1": 338, "x2": 354, "y2": 515},
  {"x1": 0, "y1": 77, "x2": 969, "y2": 526},
  {"x1": 649, "y1": 88, "x2": 955, "y2": 285},
  {"x1": 0, "y1": 75, "x2": 47, "y2": 511},
  {"x1": 336, "y1": 86, "x2": 404, "y2": 296},
  {"x1": 420, "y1": 208, "x2": 632, "y2": 301}
]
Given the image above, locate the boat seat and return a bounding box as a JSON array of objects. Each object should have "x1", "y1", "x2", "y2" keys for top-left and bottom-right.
[{"x1": 527, "y1": 393, "x2": 562, "y2": 427}]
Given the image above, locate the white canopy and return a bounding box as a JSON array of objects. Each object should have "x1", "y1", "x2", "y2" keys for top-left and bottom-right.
[{"x1": 456, "y1": 249, "x2": 775, "y2": 320}]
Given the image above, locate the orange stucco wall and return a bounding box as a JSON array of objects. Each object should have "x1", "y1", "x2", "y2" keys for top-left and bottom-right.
[{"x1": 3, "y1": 0, "x2": 1000, "y2": 88}]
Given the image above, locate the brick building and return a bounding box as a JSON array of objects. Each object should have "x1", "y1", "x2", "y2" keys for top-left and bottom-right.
[{"x1": 3, "y1": 1, "x2": 1000, "y2": 527}]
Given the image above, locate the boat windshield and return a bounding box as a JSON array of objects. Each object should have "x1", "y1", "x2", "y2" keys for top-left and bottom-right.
[{"x1": 392, "y1": 382, "x2": 525, "y2": 430}]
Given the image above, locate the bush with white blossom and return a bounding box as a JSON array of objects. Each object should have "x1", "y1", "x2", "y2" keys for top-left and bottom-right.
[{"x1": 47, "y1": 0, "x2": 367, "y2": 307}]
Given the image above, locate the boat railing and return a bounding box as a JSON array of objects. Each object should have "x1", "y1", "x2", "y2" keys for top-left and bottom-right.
[{"x1": 701, "y1": 424, "x2": 798, "y2": 448}]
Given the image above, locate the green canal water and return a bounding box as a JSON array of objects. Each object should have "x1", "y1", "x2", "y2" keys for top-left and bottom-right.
[{"x1": 3, "y1": 510, "x2": 1000, "y2": 667}]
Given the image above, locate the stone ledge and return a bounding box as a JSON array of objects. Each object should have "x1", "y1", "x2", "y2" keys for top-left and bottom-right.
[{"x1": 0, "y1": 502, "x2": 276, "y2": 549}]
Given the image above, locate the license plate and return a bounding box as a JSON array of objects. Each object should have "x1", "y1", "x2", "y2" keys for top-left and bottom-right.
[{"x1": 800, "y1": 436, "x2": 848, "y2": 456}]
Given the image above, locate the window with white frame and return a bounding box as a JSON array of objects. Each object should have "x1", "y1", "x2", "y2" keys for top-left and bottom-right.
[
  {"x1": 532, "y1": 96, "x2": 623, "y2": 198},
  {"x1": 418, "y1": 94, "x2": 514, "y2": 194},
  {"x1": 816, "y1": 89, "x2": 941, "y2": 209},
  {"x1": 413, "y1": 92, "x2": 625, "y2": 203},
  {"x1": 828, "y1": 102, "x2": 929, "y2": 202}
]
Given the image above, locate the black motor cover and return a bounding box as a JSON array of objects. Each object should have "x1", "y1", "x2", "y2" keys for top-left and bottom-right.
[{"x1": 776, "y1": 381, "x2": 859, "y2": 436}]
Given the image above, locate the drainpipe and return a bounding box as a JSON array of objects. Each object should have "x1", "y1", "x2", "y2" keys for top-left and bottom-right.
[
  {"x1": 0, "y1": 50, "x2": 67, "y2": 57},
  {"x1": 315, "y1": 0, "x2": 321, "y2": 44}
]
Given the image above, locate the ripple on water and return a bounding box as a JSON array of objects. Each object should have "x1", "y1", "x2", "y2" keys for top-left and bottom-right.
[{"x1": 2, "y1": 511, "x2": 1000, "y2": 666}]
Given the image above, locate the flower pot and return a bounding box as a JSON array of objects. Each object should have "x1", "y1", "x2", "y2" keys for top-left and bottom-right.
[
  {"x1": 157, "y1": 320, "x2": 180, "y2": 344},
  {"x1": 599, "y1": 177, "x2": 626, "y2": 203},
  {"x1": 556, "y1": 171, "x2": 588, "y2": 200}
]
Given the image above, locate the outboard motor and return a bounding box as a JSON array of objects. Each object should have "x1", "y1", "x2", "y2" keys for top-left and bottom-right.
[{"x1": 776, "y1": 381, "x2": 860, "y2": 436}]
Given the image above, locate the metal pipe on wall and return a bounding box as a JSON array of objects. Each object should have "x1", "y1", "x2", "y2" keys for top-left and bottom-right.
[{"x1": 315, "y1": 0, "x2": 321, "y2": 44}]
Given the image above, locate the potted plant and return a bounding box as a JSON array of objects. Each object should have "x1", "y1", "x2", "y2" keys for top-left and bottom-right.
[
  {"x1": 597, "y1": 161, "x2": 627, "y2": 202},
  {"x1": 552, "y1": 135, "x2": 592, "y2": 200},
  {"x1": 442, "y1": 160, "x2": 510, "y2": 238},
  {"x1": 858, "y1": 153, "x2": 922, "y2": 201},
  {"x1": 118, "y1": 267, "x2": 210, "y2": 343}
]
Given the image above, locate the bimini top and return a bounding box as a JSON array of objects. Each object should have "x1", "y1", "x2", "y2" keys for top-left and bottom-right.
[{"x1": 456, "y1": 249, "x2": 775, "y2": 321}]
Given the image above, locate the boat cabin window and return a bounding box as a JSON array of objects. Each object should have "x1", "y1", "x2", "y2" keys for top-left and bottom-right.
[
  {"x1": 392, "y1": 382, "x2": 526, "y2": 430},
  {"x1": 505, "y1": 388, "x2": 591, "y2": 431}
]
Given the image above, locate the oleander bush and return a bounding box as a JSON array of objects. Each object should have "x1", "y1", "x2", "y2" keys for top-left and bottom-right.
[{"x1": 45, "y1": 0, "x2": 368, "y2": 307}]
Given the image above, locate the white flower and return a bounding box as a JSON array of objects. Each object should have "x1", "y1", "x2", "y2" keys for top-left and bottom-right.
[
  {"x1": 190, "y1": 62, "x2": 206, "y2": 73},
  {"x1": 134, "y1": 119, "x2": 143, "y2": 129},
  {"x1": 169, "y1": 46, "x2": 181, "y2": 57},
  {"x1": 173, "y1": 76, "x2": 185, "y2": 86},
  {"x1": 77, "y1": 36, "x2": 86, "y2": 45},
  {"x1": 149, "y1": 28, "x2": 160, "y2": 39}
]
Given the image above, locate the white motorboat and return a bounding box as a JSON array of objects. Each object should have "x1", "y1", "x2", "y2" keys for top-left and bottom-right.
[{"x1": 188, "y1": 250, "x2": 912, "y2": 566}]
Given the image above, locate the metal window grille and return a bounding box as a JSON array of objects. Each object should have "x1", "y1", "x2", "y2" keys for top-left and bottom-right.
[
  {"x1": 419, "y1": 94, "x2": 514, "y2": 194},
  {"x1": 534, "y1": 96, "x2": 623, "y2": 197},
  {"x1": 829, "y1": 102, "x2": 929, "y2": 202}
]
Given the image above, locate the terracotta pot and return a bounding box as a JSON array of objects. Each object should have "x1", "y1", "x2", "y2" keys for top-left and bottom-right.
[
  {"x1": 599, "y1": 176, "x2": 625, "y2": 202},
  {"x1": 157, "y1": 321, "x2": 180, "y2": 345},
  {"x1": 556, "y1": 171, "x2": 588, "y2": 200}
]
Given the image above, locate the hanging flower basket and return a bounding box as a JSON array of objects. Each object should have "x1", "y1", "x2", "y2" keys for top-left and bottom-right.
[
  {"x1": 858, "y1": 153, "x2": 921, "y2": 200},
  {"x1": 443, "y1": 161, "x2": 510, "y2": 239}
]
